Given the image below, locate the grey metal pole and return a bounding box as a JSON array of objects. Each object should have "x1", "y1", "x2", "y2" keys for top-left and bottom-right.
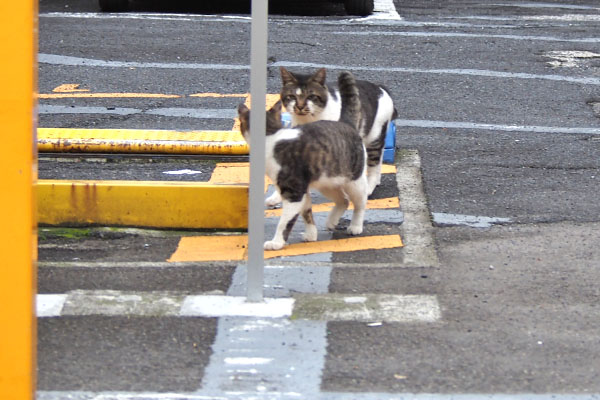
[{"x1": 246, "y1": 0, "x2": 268, "y2": 302}]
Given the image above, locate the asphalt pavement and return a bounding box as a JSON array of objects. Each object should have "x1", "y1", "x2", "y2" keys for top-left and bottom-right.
[{"x1": 36, "y1": 0, "x2": 600, "y2": 399}]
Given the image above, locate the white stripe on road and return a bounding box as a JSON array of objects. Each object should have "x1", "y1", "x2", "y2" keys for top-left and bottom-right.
[
  {"x1": 38, "y1": 53, "x2": 249, "y2": 70},
  {"x1": 271, "y1": 61, "x2": 600, "y2": 86},
  {"x1": 36, "y1": 294, "x2": 67, "y2": 317},
  {"x1": 36, "y1": 291, "x2": 441, "y2": 322},
  {"x1": 351, "y1": 0, "x2": 402, "y2": 21},
  {"x1": 180, "y1": 295, "x2": 294, "y2": 318},
  {"x1": 39, "y1": 53, "x2": 600, "y2": 86},
  {"x1": 333, "y1": 30, "x2": 600, "y2": 43},
  {"x1": 40, "y1": 12, "x2": 251, "y2": 22},
  {"x1": 36, "y1": 391, "x2": 600, "y2": 399},
  {"x1": 432, "y1": 213, "x2": 512, "y2": 228},
  {"x1": 396, "y1": 119, "x2": 600, "y2": 135}
]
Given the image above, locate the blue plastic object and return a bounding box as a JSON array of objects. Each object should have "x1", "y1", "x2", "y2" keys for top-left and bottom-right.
[
  {"x1": 281, "y1": 112, "x2": 292, "y2": 128},
  {"x1": 383, "y1": 121, "x2": 396, "y2": 164}
]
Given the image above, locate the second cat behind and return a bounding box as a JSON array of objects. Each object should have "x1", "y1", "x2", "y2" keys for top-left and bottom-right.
[{"x1": 279, "y1": 66, "x2": 397, "y2": 196}]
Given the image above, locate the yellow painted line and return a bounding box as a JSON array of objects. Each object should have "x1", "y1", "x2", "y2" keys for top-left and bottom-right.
[
  {"x1": 37, "y1": 180, "x2": 248, "y2": 229},
  {"x1": 39, "y1": 93, "x2": 181, "y2": 99},
  {"x1": 1, "y1": 1, "x2": 37, "y2": 398},
  {"x1": 37, "y1": 128, "x2": 249, "y2": 155},
  {"x1": 190, "y1": 92, "x2": 248, "y2": 98},
  {"x1": 167, "y1": 234, "x2": 403, "y2": 262},
  {"x1": 264, "y1": 197, "x2": 399, "y2": 217}
]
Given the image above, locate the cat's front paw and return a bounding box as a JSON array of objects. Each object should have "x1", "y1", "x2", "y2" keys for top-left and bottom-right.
[
  {"x1": 302, "y1": 225, "x2": 318, "y2": 242},
  {"x1": 264, "y1": 240, "x2": 285, "y2": 251},
  {"x1": 265, "y1": 192, "x2": 282, "y2": 208},
  {"x1": 346, "y1": 224, "x2": 363, "y2": 235}
]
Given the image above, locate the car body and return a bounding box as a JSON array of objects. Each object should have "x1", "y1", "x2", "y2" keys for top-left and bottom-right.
[{"x1": 98, "y1": 0, "x2": 374, "y2": 16}]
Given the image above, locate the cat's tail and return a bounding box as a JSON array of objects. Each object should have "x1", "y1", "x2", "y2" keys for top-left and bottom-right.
[{"x1": 337, "y1": 71, "x2": 362, "y2": 131}]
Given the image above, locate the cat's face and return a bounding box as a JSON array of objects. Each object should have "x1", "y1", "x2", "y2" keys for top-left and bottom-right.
[
  {"x1": 280, "y1": 67, "x2": 329, "y2": 117},
  {"x1": 237, "y1": 102, "x2": 283, "y2": 143}
]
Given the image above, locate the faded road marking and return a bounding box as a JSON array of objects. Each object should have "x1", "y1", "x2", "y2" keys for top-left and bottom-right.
[
  {"x1": 167, "y1": 234, "x2": 403, "y2": 262},
  {"x1": 432, "y1": 213, "x2": 511, "y2": 228},
  {"x1": 39, "y1": 53, "x2": 600, "y2": 85},
  {"x1": 396, "y1": 119, "x2": 600, "y2": 135}
]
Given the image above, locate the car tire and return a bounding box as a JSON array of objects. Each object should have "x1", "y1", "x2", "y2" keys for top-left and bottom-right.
[
  {"x1": 99, "y1": 0, "x2": 129, "y2": 12},
  {"x1": 344, "y1": 0, "x2": 374, "y2": 16}
]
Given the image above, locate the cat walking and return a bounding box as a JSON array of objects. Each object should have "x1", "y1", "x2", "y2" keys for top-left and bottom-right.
[
  {"x1": 237, "y1": 71, "x2": 368, "y2": 250},
  {"x1": 279, "y1": 66, "x2": 397, "y2": 196}
]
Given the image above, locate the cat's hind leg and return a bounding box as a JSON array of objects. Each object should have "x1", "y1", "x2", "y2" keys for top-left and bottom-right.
[
  {"x1": 264, "y1": 195, "x2": 306, "y2": 250},
  {"x1": 345, "y1": 176, "x2": 368, "y2": 235},
  {"x1": 301, "y1": 194, "x2": 317, "y2": 242},
  {"x1": 366, "y1": 162, "x2": 383, "y2": 196},
  {"x1": 320, "y1": 187, "x2": 349, "y2": 231},
  {"x1": 365, "y1": 125, "x2": 386, "y2": 195}
]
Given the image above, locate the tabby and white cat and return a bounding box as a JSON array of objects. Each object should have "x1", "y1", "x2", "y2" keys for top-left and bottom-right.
[
  {"x1": 238, "y1": 71, "x2": 367, "y2": 250},
  {"x1": 279, "y1": 66, "x2": 397, "y2": 196}
]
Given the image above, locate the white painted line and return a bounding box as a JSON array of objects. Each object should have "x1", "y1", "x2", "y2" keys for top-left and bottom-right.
[
  {"x1": 224, "y1": 357, "x2": 274, "y2": 365},
  {"x1": 200, "y1": 318, "x2": 327, "y2": 396},
  {"x1": 40, "y1": 12, "x2": 250, "y2": 22},
  {"x1": 162, "y1": 169, "x2": 205, "y2": 175},
  {"x1": 271, "y1": 61, "x2": 600, "y2": 86},
  {"x1": 396, "y1": 119, "x2": 600, "y2": 135},
  {"x1": 293, "y1": 294, "x2": 441, "y2": 323},
  {"x1": 180, "y1": 295, "x2": 294, "y2": 318},
  {"x1": 36, "y1": 294, "x2": 67, "y2": 317},
  {"x1": 39, "y1": 53, "x2": 600, "y2": 85},
  {"x1": 333, "y1": 30, "x2": 600, "y2": 43},
  {"x1": 351, "y1": 0, "x2": 402, "y2": 21},
  {"x1": 449, "y1": 14, "x2": 600, "y2": 22},
  {"x1": 61, "y1": 290, "x2": 184, "y2": 316},
  {"x1": 491, "y1": 2, "x2": 600, "y2": 11},
  {"x1": 35, "y1": 391, "x2": 600, "y2": 399},
  {"x1": 544, "y1": 51, "x2": 600, "y2": 68},
  {"x1": 432, "y1": 213, "x2": 512, "y2": 228}
]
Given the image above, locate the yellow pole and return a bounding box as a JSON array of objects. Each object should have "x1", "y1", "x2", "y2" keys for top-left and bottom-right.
[{"x1": 0, "y1": 1, "x2": 37, "y2": 399}]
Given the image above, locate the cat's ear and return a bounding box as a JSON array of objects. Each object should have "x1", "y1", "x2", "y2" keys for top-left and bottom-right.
[
  {"x1": 280, "y1": 67, "x2": 297, "y2": 85},
  {"x1": 311, "y1": 68, "x2": 327, "y2": 86},
  {"x1": 269, "y1": 100, "x2": 283, "y2": 114}
]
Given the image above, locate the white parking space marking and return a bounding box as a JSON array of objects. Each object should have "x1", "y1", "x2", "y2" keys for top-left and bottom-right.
[
  {"x1": 396, "y1": 119, "x2": 600, "y2": 135},
  {"x1": 353, "y1": 0, "x2": 401, "y2": 21},
  {"x1": 432, "y1": 213, "x2": 512, "y2": 228},
  {"x1": 180, "y1": 295, "x2": 294, "y2": 318},
  {"x1": 334, "y1": 30, "x2": 600, "y2": 43},
  {"x1": 36, "y1": 294, "x2": 67, "y2": 317},
  {"x1": 39, "y1": 53, "x2": 600, "y2": 86},
  {"x1": 38, "y1": 53, "x2": 249, "y2": 70}
]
